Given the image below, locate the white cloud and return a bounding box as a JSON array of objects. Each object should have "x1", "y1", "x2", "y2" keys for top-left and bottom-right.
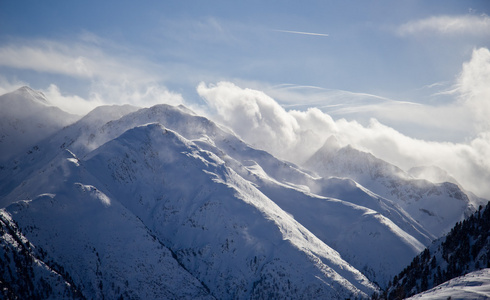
[
  {"x1": 198, "y1": 81, "x2": 347, "y2": 163},
  {"x1": 88, "y1": 81, "x2": 184, "y2": 109},
  {"x1": 197, "y1": 81, "x2": 303, "y2": 158},
  {"x1": 37, "y1": 82, "x2": 184, "y2": 115},
  {"x1": 397, "y1": 14, "x2": 490, "y2": 37},
  {"x1": 261, "y1": 84, "x2": 474, "y2": 142},
  {"x1": 0, "y1": 76, "x2": 27, "y2": 96},
  {"x1": 0, "y1": 36, "x2": 185, "y2": 114},
  {"x1": 0, "y1": 41, "x2": 95, "y2": 79},
  {"x1": 197, "y1": 47, "x2": 490, "y2": 198},
  {"x1": 0, "y1": 80, "x2": 185, "y2": 116},
  {"x1": 0, "y1": 38, "x2": 160, "y2": 83},
  {"x1": 456, "y1": 47, "x2": 490, "y2": 132},
  {"x1": 41, "y1": 84, "x2": 103, "y2": 115}
]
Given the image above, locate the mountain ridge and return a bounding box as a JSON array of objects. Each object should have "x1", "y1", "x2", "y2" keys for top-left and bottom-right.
[
  {"x1": 304, "y1": 140, "x2": 486, "y2": 237},
  {"x1": 1, "y1": 86, "x2": 487, "y2": 298}
]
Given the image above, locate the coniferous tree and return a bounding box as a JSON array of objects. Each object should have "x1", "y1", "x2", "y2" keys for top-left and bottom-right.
[{"x1": 382, "y1": 201, "x2": 490, "y2": 299}]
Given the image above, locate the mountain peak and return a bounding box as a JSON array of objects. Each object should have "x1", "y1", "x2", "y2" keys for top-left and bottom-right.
[
  {"x1": 13, "y1": 86, "x2": 49, "y2": 105},
  {"x1": 322, "y1": 135, "x2": 341, "y2": 151},
  {"x1": 305, "y1": 135, "x2": 342, "y2": 165}
]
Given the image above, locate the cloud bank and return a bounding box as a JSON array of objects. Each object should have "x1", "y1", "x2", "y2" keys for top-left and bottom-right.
[
  {"x1": 198, "y1": 48, "x2": 490, "y2": 199},
  {"x1": 198, "y1": 81, "x2": 336, "y2": 161}
]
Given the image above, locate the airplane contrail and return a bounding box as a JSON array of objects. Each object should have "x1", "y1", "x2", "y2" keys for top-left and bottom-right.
[{"x1": 274, "y1": 29, "x2": 329, "y2": 37}]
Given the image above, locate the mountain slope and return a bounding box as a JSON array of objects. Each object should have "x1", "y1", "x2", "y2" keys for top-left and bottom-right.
[
  {"x1": 82, "y1": 123, "x2": 378, "y2": 299},
  {"x1": 69, "y1": 104, "x2": 434, "y2": 287},
  {"x1": 2, "y1": 91, "x2": 483, "y2": 296},
  {"x1": 305, "y1": 137, "x2": 486, "y2": 237},
  {"x1": 0, "y1": 101, "x2": 440, "y2": 290},
  {"x1": 406, "y1": 268, "x2": 490, "y2": 300},
  {"x1": 0, "y1": 87, "x2": 79, "y2": 163},
  {"x1": 0, "y1": 103, "x2": 139, "y2": 206},
  {"x1": 0, "y1": 210, "x2": 83, "y2": 299},
  {"x1": 307, "y1": 176, "x2": 434, "y2": 245},
  {"x1": 0, "y1": 121, "x2": 381, "y2": 299},
  {"x1": 383, "y1": 201, "x2": 490, "y2": 299},
  {"x1": 2, "y1": 149, "x2": 215, "y2": 299},
  {"x1": 74, "y1": 103, "x2": 435, "y2": 243},
  {"x1": 253, "y1": 179, "x2": 426, "y2": 288}
]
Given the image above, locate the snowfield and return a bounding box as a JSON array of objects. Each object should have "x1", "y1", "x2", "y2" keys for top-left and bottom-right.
[{"x1": 407, "y1": 268, "x2": 490, "y2": 300}]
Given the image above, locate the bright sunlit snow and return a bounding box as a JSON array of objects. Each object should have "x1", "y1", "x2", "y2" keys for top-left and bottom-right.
[{"x1": 1, "y1": 1, "x2": 489, "y2": 299}]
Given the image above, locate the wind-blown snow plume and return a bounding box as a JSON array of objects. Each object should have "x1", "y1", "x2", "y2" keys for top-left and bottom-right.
[
  {"x1": 198, "y1": 81, "x2": 344, "y2": 161},
  {"x1": 197, "y1": 48, "x2": 490, "y2": 199}
]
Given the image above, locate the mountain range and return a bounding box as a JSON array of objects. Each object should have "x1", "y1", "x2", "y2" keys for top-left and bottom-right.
[{"x1": 0, "y1": 86, "x2": 487, "y2": 299}]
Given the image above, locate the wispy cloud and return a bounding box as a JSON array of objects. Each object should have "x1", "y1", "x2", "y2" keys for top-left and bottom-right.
[
  {"x1": 157, "y1": 17, "x2": 240, "y2": 46},
  {"x1": 397, "y1": 14, "x2": 490, "y2": 37},
  {"x1": 0, "y1": 38, "x2": 158, "y2": 82},
  {"x1": 273, "y1": 29, "x2": 329, "y2": 37},
  {"x1": 0, "y1": 36, "x2": 185, "y2": 113}
]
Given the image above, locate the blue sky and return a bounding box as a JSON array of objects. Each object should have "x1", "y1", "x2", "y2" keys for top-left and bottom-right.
[
  {"x1": 1, "y1": 1, "x2": 490, "y2": 197},
  {"x1": 1, "y1": 1, "x2": 488, "y2": 103}
]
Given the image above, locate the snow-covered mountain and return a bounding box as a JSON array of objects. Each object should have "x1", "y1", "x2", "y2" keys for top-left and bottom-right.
[
  {"x1": 1, "y1": 152, "x2": 215, "y2": 299},
  {"x1": 383, "y1": 201, "x2": 490, "y2": 299},
  {"x1": 305, "y1": 136, "x2": 487, "y2": 237},
  {"x1": 406, "y1": 268, "x2": 490, "y2": 300},
  {"x1": 81, "y1": 115, "x2": 427, "y2": 287},
  {"x1": 35, "y1": 101, "x2": 434, "y2": 285},
  {"x1": 0, "y1": 209, "x2": 83, "y2": 299},
  {"x1": 0, "y1": 103, "x2": 139, "y2": 205},
  {"x1": 1, "y1": 86, "x2": 487, "y2": 298},
  {"x1": 1, "y1": 123, "x2": 378, "y2": 299},
  {"x1": 0, "y1": 86, "x2": 79, "y2": 163}
]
